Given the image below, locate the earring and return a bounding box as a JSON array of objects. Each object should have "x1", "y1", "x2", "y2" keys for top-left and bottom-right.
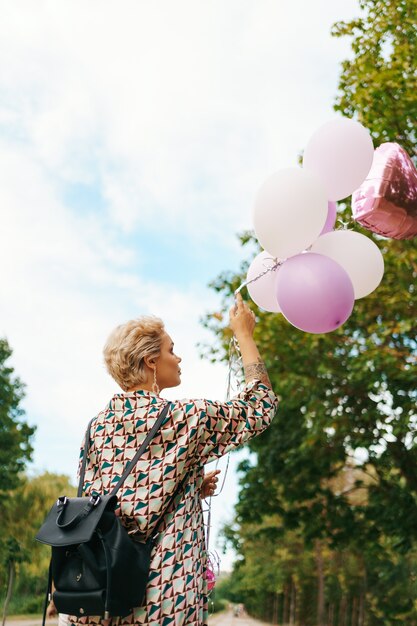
[{"x1": 152, "y1": 368, "x2": 160, "y2": 396}]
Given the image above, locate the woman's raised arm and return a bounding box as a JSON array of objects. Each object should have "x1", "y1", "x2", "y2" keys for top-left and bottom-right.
[{"x1": 229, "y1": 292, "x2": 272, "y2": 388}]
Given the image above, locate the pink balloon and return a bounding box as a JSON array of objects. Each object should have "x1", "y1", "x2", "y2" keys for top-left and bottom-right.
[
  {"x1": 320, "y1": 201, "x2": 337, "y2": 235},
  {"x1": 352, "y1": 142, "x2": 417, "y2": 239},
  {"x1": 246, "y1": 251, "x2": 281, "y2": 312},
  {"x1": 276, "y1": 253, "x2": 355, "y2": 334}
]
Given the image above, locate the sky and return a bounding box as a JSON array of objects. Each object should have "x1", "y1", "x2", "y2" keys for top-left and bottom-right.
[{"x1": 0, "y1": 0, "x2": 360, "y2": 570}]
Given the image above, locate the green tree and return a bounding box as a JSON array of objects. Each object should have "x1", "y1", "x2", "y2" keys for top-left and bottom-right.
[
  {"x1": 0, "y1": 338, "x2": 35, "y2": 494},
  {"x1": 1, "y1": 538, "x2": 27, "y2": 626},
  {"x1": 0, "y1": 473, "x2": 76, "y2": 614},
  {"x1": 332, "y1": 0, "x2": 417, "y2": 157},
  {"x1": 206, "y1": 0, "x2": 417, "y2": 623},
  {"x1": 0, "y1": 339, "x2": 37, "y2": 615}
]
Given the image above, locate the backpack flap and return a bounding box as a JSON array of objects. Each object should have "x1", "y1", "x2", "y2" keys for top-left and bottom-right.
[{"x1": 35, "y1": 494, "x2": 118, "y2": 547}]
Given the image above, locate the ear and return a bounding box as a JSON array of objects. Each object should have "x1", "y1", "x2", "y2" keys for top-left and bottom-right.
[{"x1": 143, "y1": 355, "x2": 157, "y2": 370}]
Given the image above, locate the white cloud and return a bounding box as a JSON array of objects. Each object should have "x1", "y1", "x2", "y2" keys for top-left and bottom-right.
[{"x1": 0, "y1": 0, "x2": 359, "y2": 239}]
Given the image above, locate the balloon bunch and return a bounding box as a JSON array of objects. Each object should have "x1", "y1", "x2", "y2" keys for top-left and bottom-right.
[{"x1": 245, "y1": 118, "x2": 385, "y2": 334}]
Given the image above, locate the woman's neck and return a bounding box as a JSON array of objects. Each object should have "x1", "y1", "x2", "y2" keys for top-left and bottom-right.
[{"x1": 125, "y1": 383, "x2": 152, "y2": 393}]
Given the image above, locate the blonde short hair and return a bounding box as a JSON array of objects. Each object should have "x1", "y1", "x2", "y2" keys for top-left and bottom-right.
[{"x1": 103, "y1": 316, "x2": 165, "y2": 391}]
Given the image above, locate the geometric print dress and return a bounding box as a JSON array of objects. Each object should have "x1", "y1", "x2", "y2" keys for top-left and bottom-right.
[{"x1": 69, "y1": 379, "x2": 278, "y2": 626}]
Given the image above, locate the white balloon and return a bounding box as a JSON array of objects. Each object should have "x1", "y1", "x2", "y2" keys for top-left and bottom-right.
[
  {"x1": 247, "y1": 251, "x2": 281, "y2": 312},
  {"x1": 303, "y1": 118, "x2": 374, "y2": 201},
  {"x1": 310, "y1": 230, "x2": 384, "y2": 299},
  {"x1": 253, "y1": 167, "x2": 328, "y2": 259}
]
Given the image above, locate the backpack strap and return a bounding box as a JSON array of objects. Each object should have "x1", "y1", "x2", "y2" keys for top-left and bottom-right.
[
  {"x1": 77, "y1": 402, "x2": 172, "y2": 498},
  {"x1": 77, "y1": 416, "x2": 96, "y2": 497},
  {"x1": 41, "y1": 559, "x2": 53, "y2": 626}
]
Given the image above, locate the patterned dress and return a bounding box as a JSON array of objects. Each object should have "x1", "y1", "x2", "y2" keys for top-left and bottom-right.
[{"x1": 69, "y1": 379, "x2": 278, "y2": 626}]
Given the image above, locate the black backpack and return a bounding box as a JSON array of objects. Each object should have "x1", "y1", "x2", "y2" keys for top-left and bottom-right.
[{"x1": 36, "y1": 402, "x2": 186, "y2": 624}]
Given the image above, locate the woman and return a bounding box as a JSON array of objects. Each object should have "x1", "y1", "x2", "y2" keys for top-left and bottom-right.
[{"x1": 67, "y1": 293, "x2": 277, "y2": 626}]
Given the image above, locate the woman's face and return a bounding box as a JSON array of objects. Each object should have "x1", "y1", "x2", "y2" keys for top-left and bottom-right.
[{"x1": 154, "y1": 332, "x2": 182, "y2": 390}]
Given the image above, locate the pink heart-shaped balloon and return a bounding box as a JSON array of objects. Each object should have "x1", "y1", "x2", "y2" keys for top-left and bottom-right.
[{"x1": 352, "y1": 142, "x2": 417, "y2": 239}]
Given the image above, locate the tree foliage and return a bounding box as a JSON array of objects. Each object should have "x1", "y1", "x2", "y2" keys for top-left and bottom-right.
[
  {"x1": 205, "y1": 1, "x2": 417, "y2": 623},
  {"x1": 0, "y1": 339, "x2": 57, "y2": 615},
  {"x1": 332, "y1": 0, "x2": 417, "y2": 157},
  {"x1": 0, "y1": 473, "x2": 76, "y2": 614},
  {"x1": 0, "y1": 338, "x2": 35, "y2": 494}
]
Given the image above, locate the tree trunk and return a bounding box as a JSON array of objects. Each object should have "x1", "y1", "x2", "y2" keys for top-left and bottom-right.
[
  {"x1": 272, "y1": 592, "x2": 279, "y2": 625},
  {"x1": 351, "y1": 596, "x2": 358, "y2": 626},
  {"x1": 278, "y1": 591, "x2": 284, "y2": 626},
  {"x1": 289, "y1": 579, "x2": 296, "y2": 625},
  {"x1": 283, "y1": 584, "x2": 289, "y2": 625},
  {"x1": 2, "y1": 560, "x2": 15, "y2": 626},
  {"x1": 339, "y1": 595, "x2": 347, "y2": 626},
  {"x1": 327, "y1": 603, "x2": 335, "y2": 626},
  {"x1": 343, "y1": 598, "x2": 349, "y2": 626},
  {"x1": 316, "y1": 540, "x2": 325, "y2": 626},
  {"x1": 358, "y1": 593, "x2": 365, "y2": 626}
]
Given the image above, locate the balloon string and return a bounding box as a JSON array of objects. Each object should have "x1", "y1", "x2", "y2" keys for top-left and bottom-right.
[
  {"x1": 234, "y1": 257, "x2": 283, "y2": 297},
  {"x1": 226, "y1": 336, "x2": 242, "y2": 399},
  {"x1": 204, "y1": 330, "x2": 244, "y2": 553},
  {"x1": 204, "y1": 454, "x2": 230, "y2": 549}
]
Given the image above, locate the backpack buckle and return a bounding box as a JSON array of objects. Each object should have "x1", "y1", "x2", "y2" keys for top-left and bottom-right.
[
  {"x1": 89, "y1": 495, "x2": 101, "y2": 507},
  {"x1": 56, "y1": 496, "x2": 68, "y2": 507}
]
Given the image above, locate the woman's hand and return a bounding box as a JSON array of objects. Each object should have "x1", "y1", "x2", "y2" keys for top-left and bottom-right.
[
  {"x1": 46, "y1": 599, "x2": 58, "y2": 619},
  {"x1": 201, "y1": 470, "x2": 221, "y2": 499},
  {"x1": 229, "y1": 293, "x2": 272, "y2": 388},
  {"x1": 229, "y1": 293, "x2": 256, "y2": 339}
]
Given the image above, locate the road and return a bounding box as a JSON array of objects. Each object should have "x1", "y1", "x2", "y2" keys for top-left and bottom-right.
[{"x1": 209, "y1": 609, "x2": 268, "y2": 626}]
